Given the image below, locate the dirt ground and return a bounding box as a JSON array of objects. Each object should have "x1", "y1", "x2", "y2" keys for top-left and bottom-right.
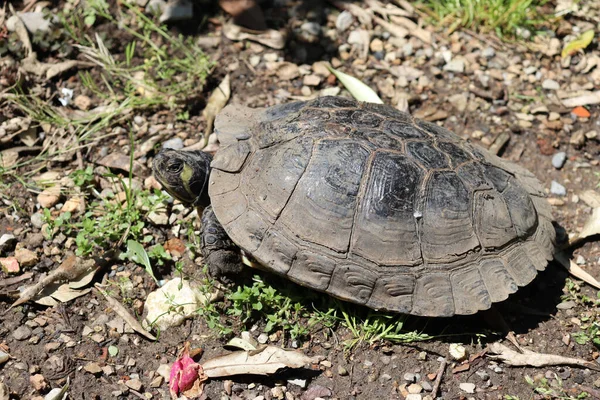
[{"x1": 1, "y1": 0, "x2": 600, "y2": 399}]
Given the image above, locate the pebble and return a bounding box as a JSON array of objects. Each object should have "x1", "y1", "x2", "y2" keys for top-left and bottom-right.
[
  {"x1": 61, "y1": 196, "x2": 85, "y2": 214},
  {"x1": 30, "y1": 374, "x2": 47, "y2": 391},
  {"x1": 449, "y1": 343, "x2": 467, "y2": 361},
  {"x1": 287, "y1": 378, "x2": 306, "y2": 388},
  {"x1": 37, "y1": 185, "x2": 62, "y2": 208},
  {"x1": 542, "y1": 79, "x2": 560, "y2": 90},
  {"x1": 0, "y1": 234, "x2": 16, "y2": 253},
  {"x1": 408, "y1": 383, "x2": 423, "y2": 394},
  {"x1": 301, "y1": 22, "x2": 321, "y2": 37},
  {"x1": 249, "y1": 55, "x2": 261, "y2": 67},
  {"x1": 14, "y1": 248, "x2": 38, "y2": 267},
  {"x1": 418, "y1": 351, "x2": 427, "y2": 361},
  {"x1": 552, "y1": 152, "x2": 567, "y2": 169},
  {"x1": 0, "y1": 350, "x2": 9, "y2": 364},
  {"x1": 335, "y1": 11, "x2": 353, "y2": 32},
  {"x1": 144, "y1": 278, "x2": 209, "y2": 331},
  {"x1": 370, "y1": 38, "x2": 384, "y2": 53},
  {"x1": 481, "y1": 47, "x2": 495, "y2": 58},
  {"x1": 420, "y1": 381, "x2": 432, "y2": 392},
  {"x1": 162, "y1": 137, "x2": 184, "y2": 150},
  {"x1": 459, "y1": 382, "x2": 476, "y2": 393},
  {"x1": 147, "y1": 211, "x2": 169, "y2": 225},
  {"x1": 337, "y1": 366, "x2": 348, "y2": 376},
  {"x1": 380, "y1": 373, "x2": 392, "y2": 381},
  {"x1": 125, "y1": 378, "x2": 143, "y2": 391},
  {"x1": 443, "y1": 59, "x2": 465, "y2": 73},
  {"x1": 448, "y1": 93, "x2": 468, "y2": 113},
  {"x1": 74, "y1": 95, "x2": 92, "y2": 111},
  {"x1": 475, "y1": 370, "x2": 490, "y2": 381},
  {"x1": 0, "y1": 257, "x2": 19, "y2": 274},
  {"x1": 31, "y1": 213, "x2": 44, "y2": 229},
  {"x1": 257, "y1": 333, "x2": 268, "y2": 344},
  {"x1": 13, "y1": 326, "x2": 33, "y2": 341},
  {"x1": 312, "y1": 61, "x2": 331, "y2": 77},
  {"x1": 556, "y1": 300, "x2": 576, "y2": 310},
  {"x1": 303, "y1": 74, "x2": 321, "y2": 86},
  {"x1": 550, "y1": 181, "x2": 567, "y2": 197},
  {"x1": 276, "y1": 62, "x2": 300, "y2": 80},
  {"x1": 404, "y1": 372, "x2": 417, "y2": 382},
  {"x1": 576, "y1": 255, "x2": 585, "y2": 265}
]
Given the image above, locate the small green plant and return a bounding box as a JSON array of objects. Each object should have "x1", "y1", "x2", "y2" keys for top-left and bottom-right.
[
  {"x1": 341, "y1": 306, "x2": 431, "y2": 350},
  {"x1": 228, "y1": 276, "x2": 311, "y2": 340},
  {"x1": 525, "y1": 374, "x2": 589, "y2": 399},
  {"x1": 419, "y1": 0, "x2": 551, "y2": 38}
]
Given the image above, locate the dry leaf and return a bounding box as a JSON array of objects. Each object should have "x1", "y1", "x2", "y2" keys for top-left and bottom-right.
[
  {"x1": 202, "y1": 74, "x2": 231, "y2": 144},
  {"x1": 555, "y1": 252, "x2": 600, "y2": 290},
  {"x1": 562, "y1": 30, "x2": 595, "y2": 58},
  {"x1": 389, "y1": 15, "x2": 431, "y2": 43},
  {"x1": 330, "y1": 0, "x2": 373, "y2": 27},
  {"x1": 222, "y1": 23, "x2": 286, "y2": 49},
  {"x1": 202, "y1": 345, "x2": 317, "y2": 378},
  {"x1": 34, "y1": 284, "x2": 92, "y2": 306},
  {"x1": 7, "y1": 255, "x2": 97, "y2": 311},
  {"x1": 94, "y1": 284, "x2": 157, "y2": 341},
  {"x1": 328, "y1": 67, "x2": 383, "y2": 104},
  {"x1": 0, "y1": 150, "x2": 19, "y2": 168},
  {"x1": 488, "y1": 342, "x2": 596, "y2": 369},
  {"x1": 373, "y1": 16, "x2": 408, "y2": 38},
  {"x1": 579, "y1": 190, "x2": 600, "y2": 208},
  {"x1": 568, "y1": 207, "x2": 600, "y2": 247}
]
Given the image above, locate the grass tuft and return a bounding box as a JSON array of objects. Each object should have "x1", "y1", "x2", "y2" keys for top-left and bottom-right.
[{"x1": 419, "y1": 0, "x2": 551, "y2": 38}]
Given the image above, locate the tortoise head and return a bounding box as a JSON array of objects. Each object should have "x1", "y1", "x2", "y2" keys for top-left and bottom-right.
[{"x1": 153, "y1": 149, "x2": 212, "y2": 207}]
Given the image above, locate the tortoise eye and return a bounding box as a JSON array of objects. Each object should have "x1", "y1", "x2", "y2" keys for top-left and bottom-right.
[{"x1": 167, "y1": 160, "x2": 183, "y2": 174}]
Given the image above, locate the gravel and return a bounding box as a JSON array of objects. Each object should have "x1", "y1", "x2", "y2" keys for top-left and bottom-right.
[
  {"x1": 551, "y1": 151, "x2": 567, "y2": 169},
  {"x1": 550, "y1": 181, "x2": 567, "y2": 196},
  {"x1": 542, "y1": 79, "x2": 560, "y2": 90}
]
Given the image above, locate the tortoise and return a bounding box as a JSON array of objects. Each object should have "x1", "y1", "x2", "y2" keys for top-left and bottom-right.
[{"x1": 153, "y1": 96, "x2": 556, "y2": 317}]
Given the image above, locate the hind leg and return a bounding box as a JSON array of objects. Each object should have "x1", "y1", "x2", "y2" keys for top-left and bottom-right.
[{"x1": 200, "y1": 206, "x2": 243, "y2": 278}]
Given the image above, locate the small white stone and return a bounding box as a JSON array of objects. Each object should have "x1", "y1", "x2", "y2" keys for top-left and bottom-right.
[
  {"x1": 542, "y1": 79, "x2": 560, "y2": 90},
  {"x1": 449, "y1": 343, "x2": 467, "y2": 361},
  {"x1": 459, "y1": 382, "x2": 476, "y2": 393}
]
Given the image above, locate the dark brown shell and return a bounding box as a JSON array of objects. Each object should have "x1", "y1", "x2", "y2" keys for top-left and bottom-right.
[{"x1": 209, "y1": 97, "x2": 555, "y2": 316}]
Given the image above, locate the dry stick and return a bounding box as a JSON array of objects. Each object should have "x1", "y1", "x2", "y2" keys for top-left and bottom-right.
[{"x1": 431, "y1": 358, "x2": 447, "y2": 398}]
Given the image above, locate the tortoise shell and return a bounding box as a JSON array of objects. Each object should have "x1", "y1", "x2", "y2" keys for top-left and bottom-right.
[{"x1": 209, "y1": 96, "x2": 555, "y2": 317}]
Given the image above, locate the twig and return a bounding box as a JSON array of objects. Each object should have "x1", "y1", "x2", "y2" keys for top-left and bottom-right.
[{"x1": 431, "y1": 358, "x2": 447, "y2": 398}]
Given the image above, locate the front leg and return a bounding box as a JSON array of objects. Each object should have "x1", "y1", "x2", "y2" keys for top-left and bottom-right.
[{"x1": 200, "y1": 206, "x2": 244, "y2": 279}]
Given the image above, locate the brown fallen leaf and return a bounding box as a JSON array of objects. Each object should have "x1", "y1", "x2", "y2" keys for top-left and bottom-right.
[
  {"x1": 35, "y1": 284, "x2": 92, "y2": 306},
  {"x1": 488, "y1": 342, "x2": 597, "y2": 369},
  {"x1": 94, "y1": 284, "x2": 157, "y2": 341},
  {"x1": 222, "y1": 23, "x2": 286, "y2": 49},
  {"x1": 202, "y1": 345, "x2": 318, "y2": 378},
  {"x1": 6, "y1": 255, "x2": 97, "y2": 312},
  {"x1": 579, "y1": 190, "x2": 600, "y2": 208},
  {"x1": 202, "y1": 74, "x2": 231, "y2": 145},
  {"x1": 569, "y1": 207, "x2": 600, "y2": 246}
]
